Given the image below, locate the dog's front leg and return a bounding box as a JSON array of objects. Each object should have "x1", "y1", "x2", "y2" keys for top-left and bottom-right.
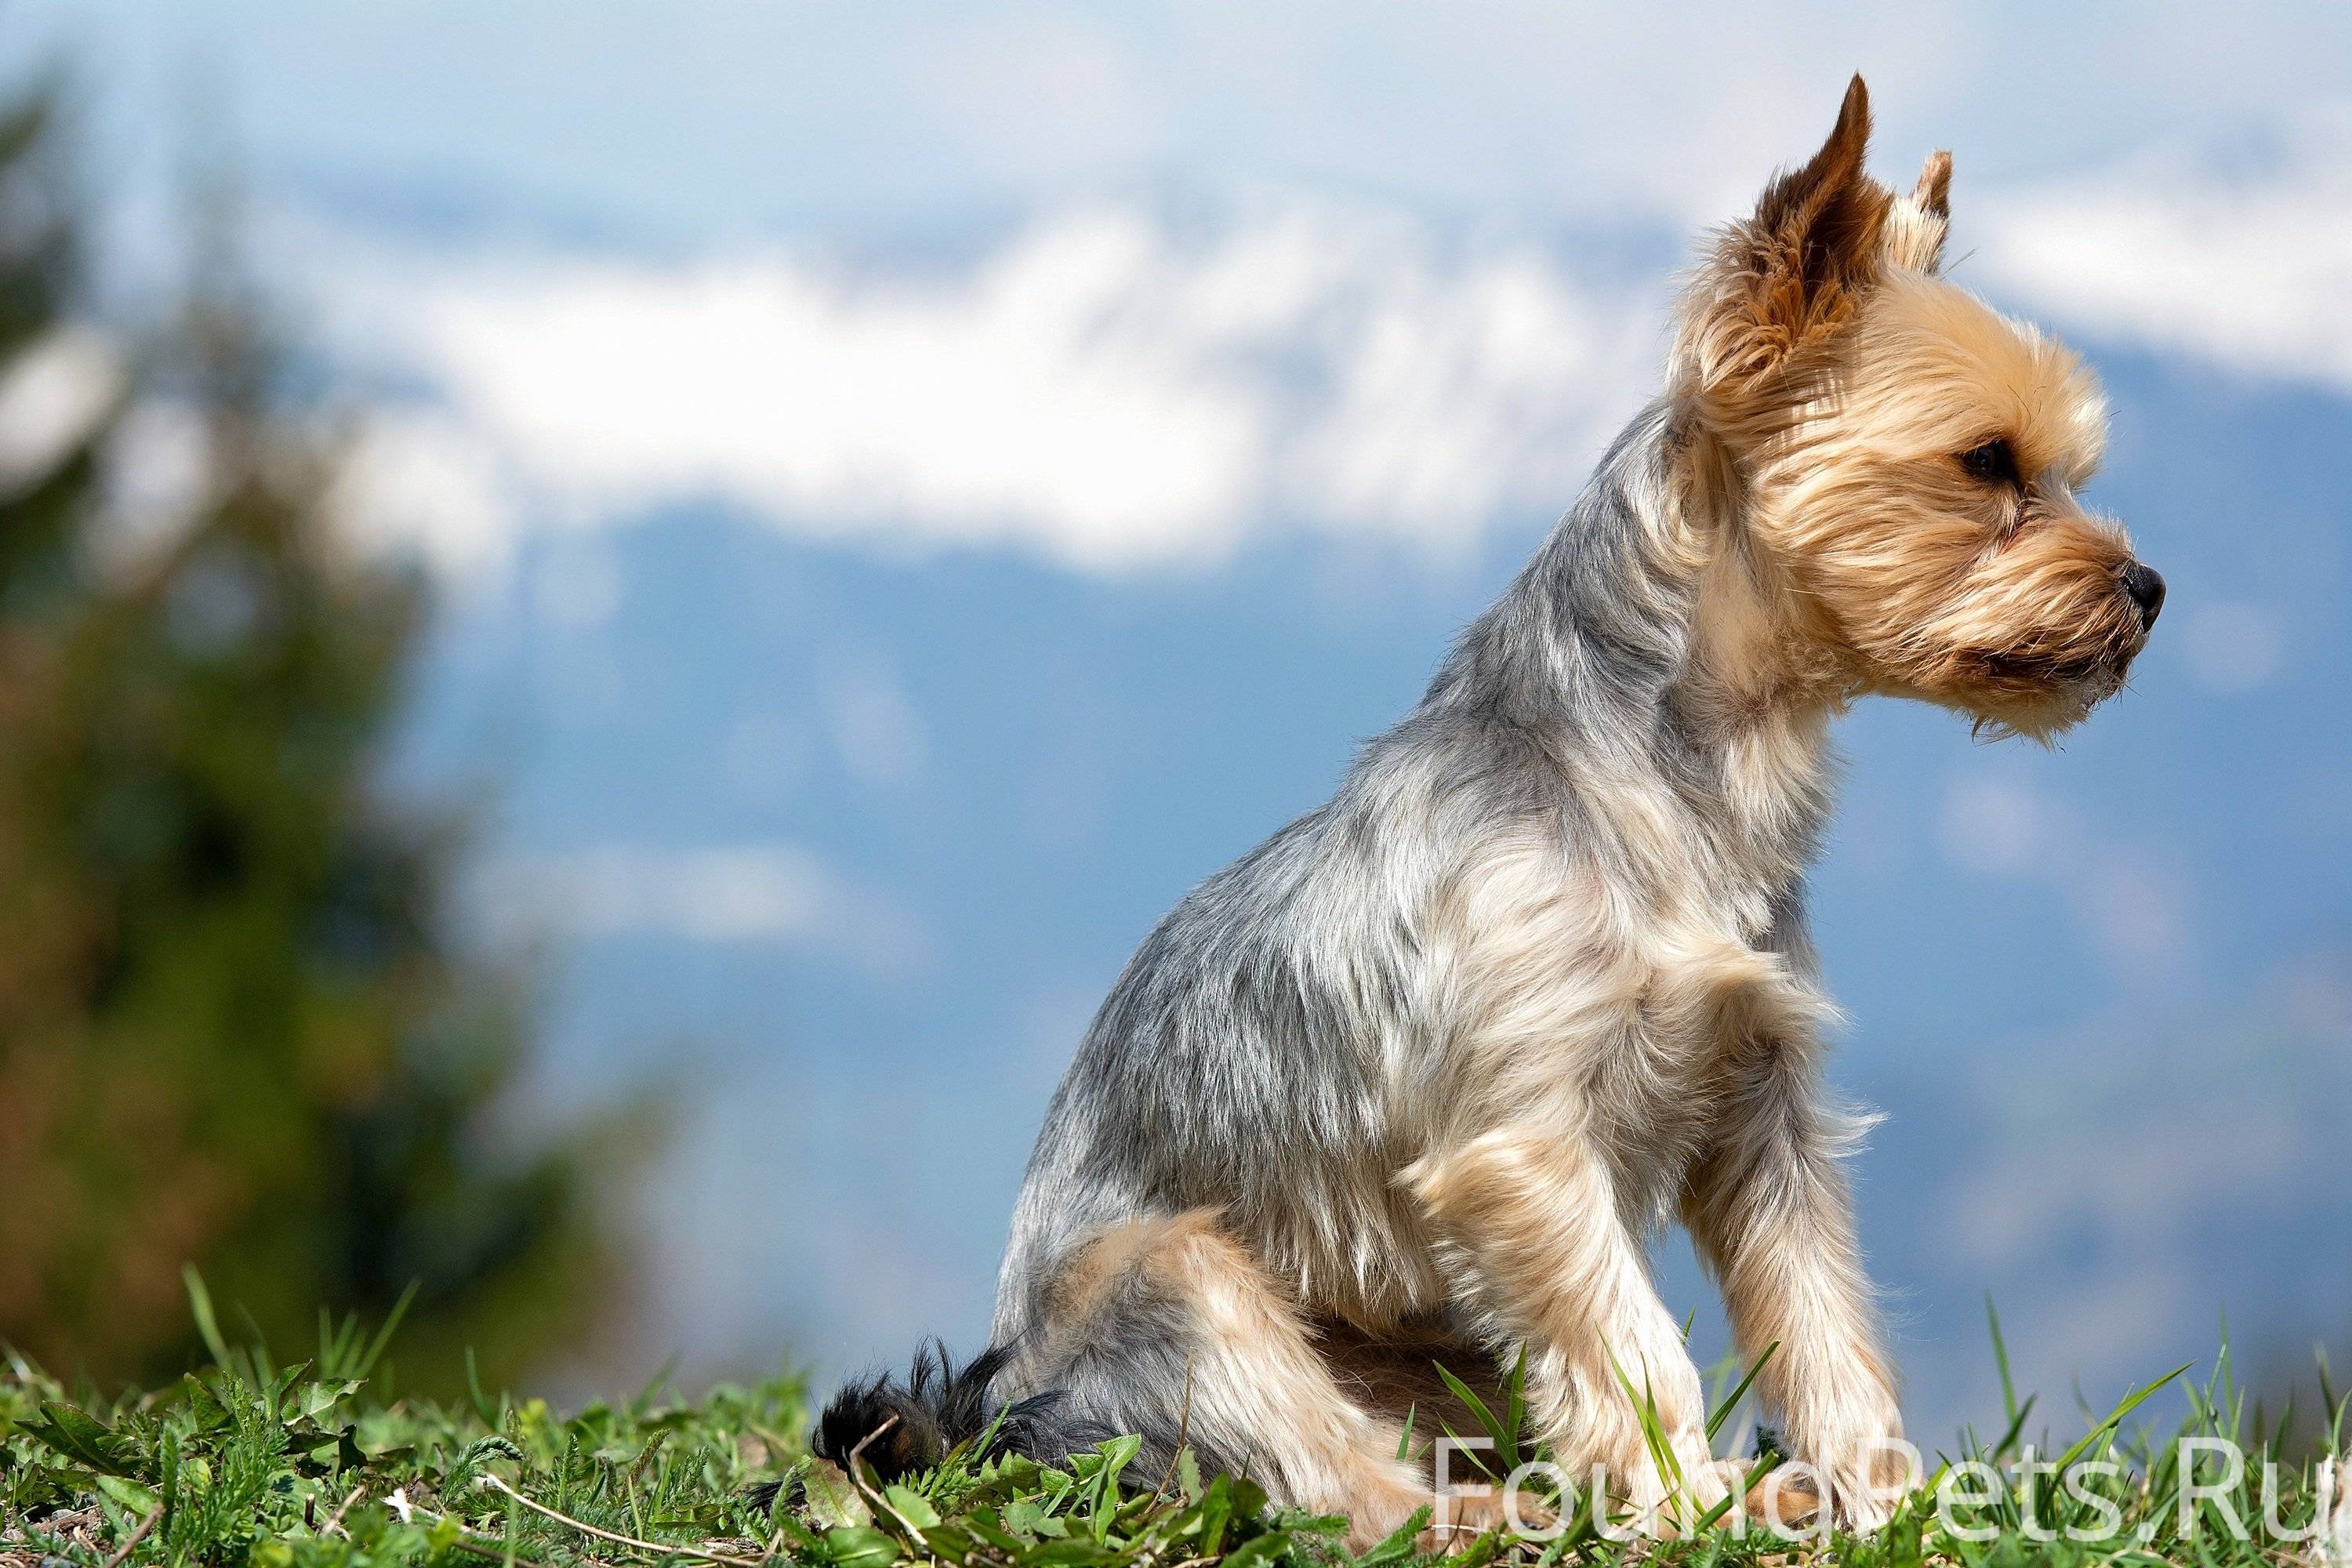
[
  {"x1": 1682, "y1": 1054, "x2": 1911, "y2": 1531},
  {"x1": 1406, "y1": 1127, "x2": 1733, "y2": 1526}
]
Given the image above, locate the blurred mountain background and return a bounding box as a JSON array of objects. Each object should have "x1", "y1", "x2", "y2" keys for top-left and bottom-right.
[{"x1": 1, "y1": 2, "x2": 2347, "y2": 1443}]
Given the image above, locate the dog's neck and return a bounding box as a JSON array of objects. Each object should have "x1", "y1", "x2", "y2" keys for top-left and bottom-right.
[{"x1": 1425, "y1": 401, "x2": 1842, "y2": 925}]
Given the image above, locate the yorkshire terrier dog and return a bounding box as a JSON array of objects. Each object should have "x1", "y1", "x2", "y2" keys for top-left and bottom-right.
[{"x1": 819, "y1": 77, "x2": 2161, "y2": 1541}]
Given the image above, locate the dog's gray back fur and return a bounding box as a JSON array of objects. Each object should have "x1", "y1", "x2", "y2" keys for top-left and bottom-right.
[{"x1": 993, "y1": 399, "x2": 1832, "y2": 1354}]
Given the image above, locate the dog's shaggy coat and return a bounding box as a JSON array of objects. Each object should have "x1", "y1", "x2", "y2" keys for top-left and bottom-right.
[{"x1": 818, "y1": 77, "x2": 2160, "y2": 1542}]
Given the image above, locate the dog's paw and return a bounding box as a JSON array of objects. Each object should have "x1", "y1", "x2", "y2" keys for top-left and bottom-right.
[
  {"x1": 1832, "y1": 1441, "x2": 1921, "y2": 1534},
  {"x1": 1743, "y1": 1464, "x2": 1822, "y2": 1535},
  {"x1": 1681, "y1": 1456, "x2": 1750, "y2": 1515},
  {"x1": 1744, "y1": 1443, "x2": 1917, "y2": 1537}
]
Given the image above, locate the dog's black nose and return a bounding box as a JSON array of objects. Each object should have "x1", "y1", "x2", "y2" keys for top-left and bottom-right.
[{"x1": 2119, "y1": 561, "x2": 2165, "y2": 629}]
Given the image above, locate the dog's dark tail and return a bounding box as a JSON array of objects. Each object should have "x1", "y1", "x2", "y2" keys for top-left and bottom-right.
[{"x1": 811, "y1": 1341, "x2": 1107, "y2": 1485}]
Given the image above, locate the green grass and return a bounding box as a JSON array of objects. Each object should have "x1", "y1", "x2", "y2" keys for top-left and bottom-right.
[{"x1": 4, "y1": 1281, "x2": 2344, "y2": 1568}]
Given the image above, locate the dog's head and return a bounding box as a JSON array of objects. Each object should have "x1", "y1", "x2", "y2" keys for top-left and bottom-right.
[{"x1": 1674, "y1": 76, "x2": 2161, "y2": 738}]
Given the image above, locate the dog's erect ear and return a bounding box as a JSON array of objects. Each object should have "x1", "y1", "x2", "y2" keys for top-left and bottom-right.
[
  {"x1": 1882, "y1": 149, "x2": 1953, "y2": 272},
  {"x1": 1677, "y1": 74, "x2": 1894, "y2": 405},
  {"x1": 1912, "y1": 150, "x2": 1952, "y2": 217},
  {"x1": 1751, "y1": 74, "x2": 1885, "y2": 302}
]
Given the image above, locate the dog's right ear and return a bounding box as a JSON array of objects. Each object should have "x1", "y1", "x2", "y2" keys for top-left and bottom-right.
[
  {"x1": 1677, "y1": 75, "x2": 1894, "y2": 408},
  {"x1": 1882, "y1": 150, "x2": 1953, "y2": 273}
]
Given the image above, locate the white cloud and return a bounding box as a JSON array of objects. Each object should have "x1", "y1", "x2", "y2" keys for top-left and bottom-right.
[
  {"x1": 94, "y1": 399, "x2": 211, "y2": 578},
  {"x1": 1939, "y1": 999, "x2": 2350, "y2": 1382},
  {"x1": 2180, "y1": 600, "x2": 2286, "y2": 693},
  {"x1": 2077, "y1": 858, "x2": 2191, "y2": 971},
  {"x1": 318, "y1": 202, "x2": 1662, "y2": 576},
  {"x1": 485, "y1": 841, "x2": 927, "y2": 978},
  {"x1": 1980, "y1": 111, "x2": 2352, "y2": 393},
  {"x1": 819, "y1": 656, "x2": 930, "y2": 792},
  {"x1": 1940, "y1": 775, "x2": 2044, "y2": 875},
  {"x1": 267, "y1": 92, "x2": 2352, "y2": 586},
  {"x1": 0, "y1": 327, "x2": 118, "y2": 496},
  {"x1": 1940, "y1": 768, "x2": 2193, "y2": 975},
  {"x1": 330, "y1": 405, "x2": 520, "y2": 578},
  {"x1": 222, "y1": 55, "x2": 2352, "y2": 597}
]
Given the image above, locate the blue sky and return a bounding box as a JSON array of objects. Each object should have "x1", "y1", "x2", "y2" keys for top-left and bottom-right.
[{"x1": 17, "y1": 2, "x2": 2352, "y2": 1441}]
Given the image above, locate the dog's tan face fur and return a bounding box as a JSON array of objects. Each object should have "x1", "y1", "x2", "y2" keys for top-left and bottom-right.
[{"x1": 1679, "y1": 78, "x2": 2156, "y2": 739}]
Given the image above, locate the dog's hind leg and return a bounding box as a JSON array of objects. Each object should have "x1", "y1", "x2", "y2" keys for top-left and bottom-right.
[{"x1": 1008, "y1": 1210, "x2": 1504, "y2": 1550}]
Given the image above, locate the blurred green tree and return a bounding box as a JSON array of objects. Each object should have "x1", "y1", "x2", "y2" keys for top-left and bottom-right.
[{"x1": 0, "y1": 84, "x2": 634, "y2": 1392}]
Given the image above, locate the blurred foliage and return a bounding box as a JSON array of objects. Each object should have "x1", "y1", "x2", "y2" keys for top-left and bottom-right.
[{"x1": 0, "y1": 82, "x2": 637, "y2": 1393}]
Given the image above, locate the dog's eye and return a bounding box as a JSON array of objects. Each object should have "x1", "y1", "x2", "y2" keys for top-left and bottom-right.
[{"x1": 1958, "y1": 437, "x2": 2018, "y2": 485}]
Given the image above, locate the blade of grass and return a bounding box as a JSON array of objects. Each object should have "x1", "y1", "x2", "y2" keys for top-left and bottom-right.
[
  {"x1": 181, "y1": 1266, "x2": 236, "y2": 1381},
  {"x1": 1430, "y1": 1415, "x2": 1498, "y2": 1481},
  {"x1": 2049, "y1": 1364, "x2": 2192, "y2": 1475},
  {"x1": 628, "y1": 1352, "x2": 680, "y2": 1419},
  {"x1": 1693, "y1": 1457, "x2": 1770, "y2": 1534},
  {"x1": 1607, "y1": 1348, "x2": 1689, "y2": 1527},
  {"x1": 1503, "y1": 1345, "x2": 1528, "y2": 1462},
  {"x1": 1987, "y1": 1295, "x2": 2018, "y2": 1428},
  {"x1": 465, "y1": 1347, "x2": 499, "y2": 1426},
  {"x1": 1990, "y1": 1393, "x2": 2039, "y2": 1463},
  {"x1": 1705, "y1": 1341, "x2": 1777, "y2": 1443},
  {"x1": 1433, "y1": 1360, "x2": 1520, "y2": 1471},
  {"x1": 351, "y1": 1281, "x2": 419, "y2": 1382},
  {"x1": 234, "y1": 1305, "x2": 278, "y2": 1398}
]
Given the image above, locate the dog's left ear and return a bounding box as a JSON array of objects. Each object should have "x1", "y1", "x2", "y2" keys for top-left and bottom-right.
[
  {"x1": 1751, "y1": 75, "x2": 1886, "y2": 307},
  {"x1": 1678, "y1": 75, "x2": 1894, "y2": 403}
]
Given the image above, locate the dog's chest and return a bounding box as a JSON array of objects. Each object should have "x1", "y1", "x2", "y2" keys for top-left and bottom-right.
[
  {"x1": 1480, "y1": 829, "x2": 1820, "y2": 1203},
  {"x1": 1591, "y1": 927, "x2": 1769, "y2": 1174}
]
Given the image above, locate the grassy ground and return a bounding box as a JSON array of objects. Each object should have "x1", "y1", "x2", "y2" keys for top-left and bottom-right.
[{"x1": 3, "y1": 1279, "x2": 2344, "y2": 1568}]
